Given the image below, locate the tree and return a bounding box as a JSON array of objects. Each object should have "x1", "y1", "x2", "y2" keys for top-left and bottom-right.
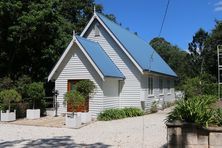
[
  {"x1": 0, "y1": 89, "x2": 21, "y2": 111},
  {"x1": 204, "y1": 21, "x2": 222, "y2": 81},
  {"x1": 26, "y1": 82, "x2": 45, "y2": 109},
  {"x1": 188, "y1": 28, "x2": 209, "y2": 77},
  {"x1": 0, "y1": 0, "x2": 72, "y2": 80},
  {"x1": 0, "y1": 0, "x2": 116, "y2": 82},
  {"x1": 150, "y1": 37, "x2": 189, "y2": 82}
]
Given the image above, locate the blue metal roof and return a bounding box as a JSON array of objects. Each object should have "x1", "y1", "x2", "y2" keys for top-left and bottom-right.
[
  {"x1": 96, "y1": 13, "x2": 177, "y2": 77},
  {"x1": 76, "y1": 36, "x2": 125, "y2": 79}
]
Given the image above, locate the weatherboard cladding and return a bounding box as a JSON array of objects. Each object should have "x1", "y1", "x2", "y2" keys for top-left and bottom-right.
[
  {"x1": 55, "y1": 47, "x2": 104, "y2": 116},
  {"x1": 86, "y1": 21, "x2": 141, "y2": 108},
  {"x1": 96, "y1": 13, "x2": 177, "y2": 77},
  {"x1": 76, "y1": 36, "x2": 124, "y2": 79}
]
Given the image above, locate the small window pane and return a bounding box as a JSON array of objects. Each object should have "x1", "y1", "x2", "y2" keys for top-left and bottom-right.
[
  {"x1": 94, "y1": 25, "x2": 100, "y2": 36},
  {"x1": 167, "y1": 80, "x2": 170, "y2": 93},
  {"x1": 148, "y1": 77, "x2": 153, "y2": 95},
  {"x1": 159, "y1": 78, "x2": 163, "y2": 94}
]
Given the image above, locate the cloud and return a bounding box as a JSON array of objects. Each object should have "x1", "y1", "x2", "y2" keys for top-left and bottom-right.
[{"x1": 214, "y1": 1, "x2": 222, "y2": 12}]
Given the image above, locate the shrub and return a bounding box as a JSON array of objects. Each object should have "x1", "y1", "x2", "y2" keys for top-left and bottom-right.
[
  {"x1": 26, "y1": 82, "x2": 45, "y2": 109},
  {"x1": 182, "y1": 77, "x2": 202, "y2": 98},
  {"x1": 98, "y1": 107, "x2": 143, "y2": 121},
  {"x1": 166, "y1": 95, "x2": 217, "y2": 127},
  {"x1": 123, "y1": 107, "x2": 144, "y2": 117},
  {"x1": 150, "y1": 101, "x2": 158, "y2": 113},
  {"x1": 0, "y1": 77, "x2": 14, "y2": 91},
  {"x1": 15, "y1": 102, "x2": 29, "y2": 118},
  {"x1": 75, "y1": 80, "x2": 96, "y2": 97},
  {"x1": 0, "y1": 89, "x2": 22, "y2": 111},
  {"x1": 213, "y1": 109, "x2": 222, "y2": 126},
  {"x1": 97, "y1": 108, "x2": 126, "y2": 121},
  {"x1": 64, "y1": 91, "x2": 85, "y2": 113},
  {"x1": 15, "y1": 75, "x2": 32, "y2": 98},
  {"x1": 163, "y1": 101, "x2": 176, "y2": 109},
  {"x1": 182, "y1": 75, "x2": 218, "y2": 99}
]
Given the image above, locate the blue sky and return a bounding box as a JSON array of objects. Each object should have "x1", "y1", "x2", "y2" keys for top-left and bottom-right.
[{"x1": 95, "y1": 0, "x2": 222, "y2": 51}]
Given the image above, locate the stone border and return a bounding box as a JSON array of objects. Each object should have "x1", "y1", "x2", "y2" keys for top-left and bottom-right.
[{"x1": 166, "y1": 122, "x2": 222, "y2": 148}]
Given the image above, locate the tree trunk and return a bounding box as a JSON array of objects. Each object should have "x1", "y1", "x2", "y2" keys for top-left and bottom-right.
[
  {"x1": 33, "y1": 98, "x2": 35, "y2": 109},
  {"x1": 8, "y1": 101, "x2": 11, "y2": 112}
]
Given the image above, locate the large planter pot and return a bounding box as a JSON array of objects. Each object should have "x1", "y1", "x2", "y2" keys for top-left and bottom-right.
[
  {"x1": 46, "y1": 108, "x2": 55, "y2": 116},
  {"x1": 66, "y1": 112, "x2": 81, "y2": 128},
  {"x1": 1, "y1": 110, "x2": 16, "y2": 122},
  {"x1": 26, "y1": 109, "x2": 40, "y2": 119},
  {"x1": 81, "y1": 112, "x2": 91, "y2": 124}
]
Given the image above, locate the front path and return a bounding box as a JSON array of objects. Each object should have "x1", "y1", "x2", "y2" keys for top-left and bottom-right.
[{"x1": 0, "y1": 108, "x2": 171, "y2": 148}]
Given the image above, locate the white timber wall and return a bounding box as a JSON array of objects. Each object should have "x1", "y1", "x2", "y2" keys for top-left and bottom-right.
[
  {"x1": 141, "y1": 75, "x2": 175, "y2": 111},
  {"x1": 85, "y1": 21, "x2": 142, "y2": 109},
  {"x1": 103, "y1": 78, "x2": 119, "y2": 109},
  {"x1": 54, "y1": 45, "x2": 104, "y2": 116}
]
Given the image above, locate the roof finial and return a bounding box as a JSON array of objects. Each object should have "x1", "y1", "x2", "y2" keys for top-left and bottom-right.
[
  {"x1": 73, "y1": 30, "x2": 76, "y2": 38},
  {"x1": 93, "y1": 5, "x2": 96, "y2": 13}
]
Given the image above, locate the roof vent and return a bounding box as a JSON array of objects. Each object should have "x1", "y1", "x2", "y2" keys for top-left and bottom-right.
[{"x1": 94, "y1": 24, "x2": 100, "y2": 37}]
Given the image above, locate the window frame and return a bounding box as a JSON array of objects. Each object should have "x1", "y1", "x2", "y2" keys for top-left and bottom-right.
[
  {"x1": 94, "y1": 24, "x2": 100, "y2": 37},
  {"x1": 167, "y1": 79, "x2": 171, "y2": 94},
  {"x1": 159, "y1": 78, "x2": 164, "y2": 95},
  {"x1": 148, "y1": 77, "x2": 154, "y2": 95}
]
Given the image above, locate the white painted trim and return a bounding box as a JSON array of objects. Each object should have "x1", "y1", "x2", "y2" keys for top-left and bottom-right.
[
  {"x1": 104, "y1": 77, "x2": 124, "y2": 81},
  {"x1": 48, "y1": 39, "x2": 74, "y2": 81},
  {"x1": 74, "y1": 37, "x2": 105, "y2": 81},
  {"x1": 80, "y1": 14, "x2": 96, "y2": 37},
  {"x1": 81, "y1": 13, "x2": 144, "y2": 74},
  {"x1": 147, "y1": 95, "x2": 155, "y2": 98},
  {"x1": 48, "y1": 36, "x2": 105, "y2": 81}
]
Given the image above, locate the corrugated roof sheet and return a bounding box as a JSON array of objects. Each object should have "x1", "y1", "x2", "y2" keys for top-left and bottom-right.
[
  {"x1": 76, "y1": 36, "x2": 125, "y2": 79},
  {"x1": 96, "y1": 13, "x2": 177, "y2": 77}
]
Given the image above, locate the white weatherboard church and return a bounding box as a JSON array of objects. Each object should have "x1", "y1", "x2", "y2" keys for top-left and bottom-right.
[{"x1": 48, "y1": 12, "x2": 177, "y2": 117}]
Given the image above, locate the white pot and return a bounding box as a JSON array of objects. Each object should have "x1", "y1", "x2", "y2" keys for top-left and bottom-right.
[
  {"x1": 1, "y1": 110, "x2": 16, "y2": 122},
  {"x1": 46, "y1": 108, "x2": 55, "y2": 116},
  {"x1": 26, "y1": 109, "x2": 40, "y2": 119},
  {"x1": 81, "y1": 112, "x2": 91, "y2": 124},
  {"x1": 66, "y1": 113, "x2": 81, "y2": 128}
]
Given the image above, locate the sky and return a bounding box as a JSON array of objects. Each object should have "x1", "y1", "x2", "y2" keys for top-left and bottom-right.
[{"x1": 95, "y1": 0, "x2": 222, "y2": 51}]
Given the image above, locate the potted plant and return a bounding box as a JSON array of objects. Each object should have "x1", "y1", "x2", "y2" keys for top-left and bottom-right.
[
  {"x1": 64, "y1": 91, "x2": 85, "y2": 128},
  {"x1": 26, "y1": 82, "x2": 45, "y2": 119},
  {"x1": 75, "y1": 80, "x2": 95, "y2": 124},
  {"x1": 0, "y1": 89, "x2": 21, "y2": 121}
]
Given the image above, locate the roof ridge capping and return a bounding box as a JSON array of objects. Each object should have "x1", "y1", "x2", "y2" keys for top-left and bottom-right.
[
  {"x1": 95, "y1": 12, "x2": 177, "y2": 77},
  {"x1": 95, "y1": 12, "x2": 147, "y2": 41}
]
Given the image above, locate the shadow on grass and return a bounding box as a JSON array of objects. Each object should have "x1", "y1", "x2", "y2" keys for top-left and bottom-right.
[{"x1": 0, "y1": 136, "x2": 111, "y2": 148}]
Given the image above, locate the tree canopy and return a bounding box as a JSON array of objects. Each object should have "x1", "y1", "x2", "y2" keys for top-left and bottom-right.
[
  {"x1": 149, "y1": 37, "x2": 188, "y2": 81},
  {"x1": 0, "y1": 0, "x2": 221, "y2": 91},
  {"x1": 150, "y1": 20, "x2": 222, "y2": 87},
  {"x1": 0, "y1": 0, "x2": 115, "y2": 81}
]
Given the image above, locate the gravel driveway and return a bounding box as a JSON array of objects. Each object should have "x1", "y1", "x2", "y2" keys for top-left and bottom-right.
[{"x1": 0, "y1": 108, "x2": 171, "y2": 148}]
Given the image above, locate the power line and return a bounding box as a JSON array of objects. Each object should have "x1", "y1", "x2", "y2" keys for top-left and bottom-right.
[
  {"x1": 143, "y1": 2, "x2": 171, "y2": 146},
  {"x1": 158, "y1": 0, "x2": 170, "y2": 37},
  {"x1": 148, "y1": 0, "x2": 171, "y2": 71}
]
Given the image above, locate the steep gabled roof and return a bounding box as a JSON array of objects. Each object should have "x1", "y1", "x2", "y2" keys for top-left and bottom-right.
[
  {"x1": 76, "y1": 36, "x2": 125, "y2": 79},
  {"x1": 48, "y1": 36, "x2": 124, "y2": 81},
  {"x1": 86, "y1": 13, "x2": 177, "y2": 77}
]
